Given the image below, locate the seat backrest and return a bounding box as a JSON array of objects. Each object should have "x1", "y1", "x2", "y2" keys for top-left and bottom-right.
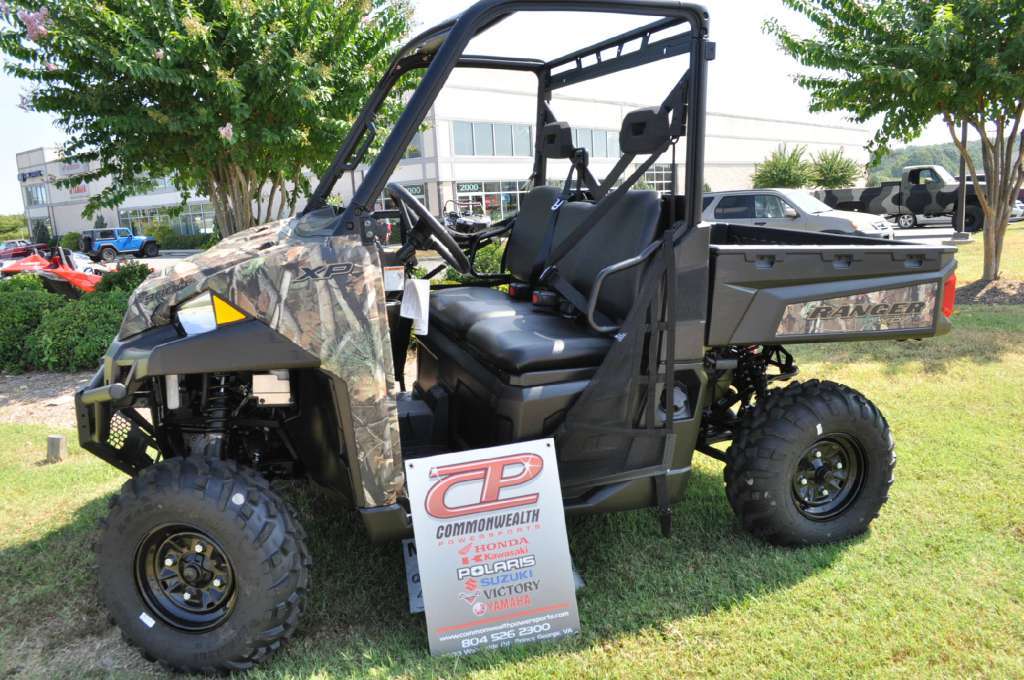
[
  {"x1": 551, "y1": 191, "x2": 661, "y2": 321},
  {"x1": 504, "y1": 186, "x2": 661, "y2": 322},
  {"x1": 504, "y1": 185, "x2": 561, "y2": 281}
]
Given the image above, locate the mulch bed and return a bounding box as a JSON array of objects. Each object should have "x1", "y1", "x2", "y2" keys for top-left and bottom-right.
[{"x1": 956, "y1": 279, "x2": 1024, "y2": 305}]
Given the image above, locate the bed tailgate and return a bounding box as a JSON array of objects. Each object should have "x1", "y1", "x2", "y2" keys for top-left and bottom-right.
[{"x1": 706, "y1": 229, "x2": 957, "y2": 346}]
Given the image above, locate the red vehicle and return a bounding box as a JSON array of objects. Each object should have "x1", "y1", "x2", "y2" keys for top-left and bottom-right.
[{"x1": 1, "y1": 248, "x2": 103, "y2": 297}]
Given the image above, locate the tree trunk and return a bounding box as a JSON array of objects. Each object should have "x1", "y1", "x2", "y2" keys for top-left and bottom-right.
[
  {"x1": 207, "y1": 162, "x2": 257, "y2": 236},
  {"x1": 944, "y1": 111, "x2": 1024, "y2": 282}
]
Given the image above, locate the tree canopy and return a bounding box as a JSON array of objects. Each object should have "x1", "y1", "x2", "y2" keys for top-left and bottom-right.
[
  {"x1": 0, "y1": 0, "x2": 413, "y2": 235},
  {"x1": 767, "y1": 0, "x2": 1024, "y2": 280}
]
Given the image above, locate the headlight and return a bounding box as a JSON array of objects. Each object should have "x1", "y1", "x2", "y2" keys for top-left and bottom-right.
[{"x1": 175, "y1": 292, "x2": 247, "y2": 335}]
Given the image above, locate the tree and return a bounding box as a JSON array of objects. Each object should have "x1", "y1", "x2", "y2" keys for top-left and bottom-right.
[
  {"x1": 767, "y1": 1, "x2": 1024, "y2": 280},
  {"x1": 811, "y1": 148, "x2": 861, "y2": 189},
  {"x1": 93, "y1": 214, "x2": 107, "y2": 230},
  {"x1": 0, "y1": 0, "x2": 412, "y2": 235},
  {"x1": 752, "y1": 144, "x2": 814, "y2": 188},
  {"x1": 0, "y1": 214, "x2": 27, "y2": 240}
]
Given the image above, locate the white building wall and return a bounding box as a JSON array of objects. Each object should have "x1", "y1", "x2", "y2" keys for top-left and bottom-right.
[{"x1": 15, "y1": 79, "x2": 872, "y2": 236}]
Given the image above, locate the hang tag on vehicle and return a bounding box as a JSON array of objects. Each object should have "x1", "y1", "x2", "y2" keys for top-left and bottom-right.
[{"x1": 384, "y1": 266, "x2": 406, "y2": 292}]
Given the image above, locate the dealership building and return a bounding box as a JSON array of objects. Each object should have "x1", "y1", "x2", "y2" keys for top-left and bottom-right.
[{"x1": 15, "y1": 77, "x2": 871, "y2": 238}]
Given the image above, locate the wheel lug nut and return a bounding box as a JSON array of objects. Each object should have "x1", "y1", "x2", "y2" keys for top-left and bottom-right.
[
  {"x1": 182, "y1": 591, "x2": 192, "y2": 601},
  {"x1": 194, "y1": 544, "x2": 204, "y2": 553},
  {"x1": 213, "y1": 578, "x2": 222, "y2": 588},
  {"x1": 800, "y1": 478, "x2": 807, "y2": 485},
  {"x1": 822, "y1": 489, "x2": 829, "y2": 496},
  {"x1": 815, "y1": 451, "x2": 821, "y2": 458},
  {"x1": 836, "y1": 462, "x2": 843, "y2": 469},
  {"x1": 164, "y1": 557, "x2": 174, "y2": 567}
]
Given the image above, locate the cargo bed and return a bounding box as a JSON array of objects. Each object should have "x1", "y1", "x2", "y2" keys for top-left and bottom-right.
[{"x1": 706, "y1": 224, "x2": 957, "y2": 346}]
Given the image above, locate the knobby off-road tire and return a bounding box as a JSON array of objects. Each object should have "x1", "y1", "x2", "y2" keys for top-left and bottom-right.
[
  {"x1": 95, "y1": 457, "x2": 311, "y2": 674},
  {"x1": 143, "y1": 241, "x2": 159, "y2": 258},
  {"x1": 724, "y1": 380, "x2": 895, "y2": 546}
]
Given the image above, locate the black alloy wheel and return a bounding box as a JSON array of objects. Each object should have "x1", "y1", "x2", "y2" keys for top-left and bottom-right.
[
  {"x1": 135, "y1": 525, "x2": 237, "y2": 632},
  {"x1": 790, "y1": 435, "x2": 865, "y2": 520}
]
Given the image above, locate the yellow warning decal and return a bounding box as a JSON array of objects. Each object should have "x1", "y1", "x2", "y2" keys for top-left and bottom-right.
[{"x1": 212, "y1": 295, "x2": 246, "y2": 325}]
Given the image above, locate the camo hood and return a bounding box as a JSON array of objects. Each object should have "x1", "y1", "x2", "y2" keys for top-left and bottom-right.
[{"x1": 120, "y1": 210, "x2": 404, "y2": 506}]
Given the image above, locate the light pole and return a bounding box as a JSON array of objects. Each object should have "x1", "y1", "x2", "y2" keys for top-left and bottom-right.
[{"x1": 949, "y1": 120, "x2": 972, "y2": 243}]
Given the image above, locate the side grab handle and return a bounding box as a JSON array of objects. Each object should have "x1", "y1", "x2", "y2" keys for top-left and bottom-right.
[{"x1": 586, "y1": 239, "x2": 662, "y2": 334}]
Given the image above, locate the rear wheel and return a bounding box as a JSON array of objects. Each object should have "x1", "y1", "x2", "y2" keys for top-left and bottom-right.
[
  {"x1": 95, "y1": 457, "x2": 310, "y2": 673},
  {"x1": 964, "y1": 205, "x2": 984, "y2": 232},
  {"x1": 896, "y1": 213, "x2": 917, "y2": 229},
  {"x1": 100, "y1": 246, "x2": 117, "y2": 262},
  {"x1": 724, "y1": 380, "x2": 894, "y2": 546},
  {"x1": 143, "y1": 241, "x2": 159, "y2": 257}
]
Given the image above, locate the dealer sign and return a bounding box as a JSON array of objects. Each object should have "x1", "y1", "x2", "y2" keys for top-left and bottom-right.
[{"x1": 405, "y1": 438, "x2": 580, "y2": 656}]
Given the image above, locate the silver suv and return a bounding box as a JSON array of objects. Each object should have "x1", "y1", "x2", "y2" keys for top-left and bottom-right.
[{"x1": 703, "y1": 188, "x2": 894, "y2": 238}]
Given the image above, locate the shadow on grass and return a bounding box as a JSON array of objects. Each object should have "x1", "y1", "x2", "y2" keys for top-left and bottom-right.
[
  {"x1": 0, "y1": 495, "x2": 124, "y2": 676},
  {"x1": 0, "y1": 467, "x2": 856, "y2": 678},
  {"x1": 261, "y1": 466, "x2": 856, "y2": 677}
]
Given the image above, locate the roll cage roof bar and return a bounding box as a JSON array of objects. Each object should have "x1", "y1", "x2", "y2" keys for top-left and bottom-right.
[{"x1": 306, "y1": 0, "x2": 711, "y2": 233}]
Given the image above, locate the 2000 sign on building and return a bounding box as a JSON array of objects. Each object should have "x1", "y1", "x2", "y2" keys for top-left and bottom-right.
[{"x1": 405, "y1": 439, "x2": 580, "y2": 656}]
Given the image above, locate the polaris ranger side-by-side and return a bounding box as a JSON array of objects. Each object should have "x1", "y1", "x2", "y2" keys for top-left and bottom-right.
[{"x1": 76, "y1": 1, "x2": 957, "y2": 672}]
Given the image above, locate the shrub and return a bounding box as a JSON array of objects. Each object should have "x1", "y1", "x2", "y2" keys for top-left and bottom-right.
[
  {"x1": 444, "y1": 241, "x2": 506, "y2": 283},
  {"x1": 25, "y1": 290, "x2": 130, "y2": 372},
  {"x1": 752, "y1": 144, "x2": 814, "y2": 189},
  {"x1": 144, "y1": 223, "x2": 221, "y2": 250},
  {"x1": 0, "y1": 290, "x2": 66, "y2": 372},
  {"x1": 95, "y1": 260, "x2": 153, "y2": 293},
  {"x1": 0, "y1": 274, "x2": 45, "y2": 293},
  {"x1": 60, "y1": 231, "x2": 82, "y2": 250},
  {"x1": 811, "y1": 149, "x2": 862, "y2": 189}
]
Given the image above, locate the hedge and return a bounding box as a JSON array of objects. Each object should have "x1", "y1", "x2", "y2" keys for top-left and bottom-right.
[
  {"x1": 0, "y1": 290, "x2": 67, "y2": 372},
  {"x1": 96, "y1": 260, "x2": 153, "y2": 293},
  {"x1": 24, "y1": 290, "x2": 130, "y2": 372}
]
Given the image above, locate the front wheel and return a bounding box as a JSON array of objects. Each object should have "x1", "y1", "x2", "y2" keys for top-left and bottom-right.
[
  {"x1": 95, "y1": 457, "x2": 311, "y2": 673},
  {"x1": 896, "y1": 213, "x2": 917, "y2": 229},
  {"x1": 724, "y1": 380, "x2": 894, "y2": 546}
]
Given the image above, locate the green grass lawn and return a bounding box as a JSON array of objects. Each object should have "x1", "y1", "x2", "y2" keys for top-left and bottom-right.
[{"x1": 1, "y1": 232, "x2": 1023, "y2": 677}]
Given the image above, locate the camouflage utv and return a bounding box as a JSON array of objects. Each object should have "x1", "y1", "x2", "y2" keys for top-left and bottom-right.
[{"x1": 77, "y1": 0, "x2": 958, "y2": 672}]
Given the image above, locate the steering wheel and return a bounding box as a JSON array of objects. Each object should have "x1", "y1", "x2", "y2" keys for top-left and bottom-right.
[{"x1": 386, "y1": 182, "x2": 470, "y2": 275}]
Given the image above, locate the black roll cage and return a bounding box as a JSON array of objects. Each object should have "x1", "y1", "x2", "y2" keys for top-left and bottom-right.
[{"x1": 305, "y1": 0, "x2": 710, "y2": 235}]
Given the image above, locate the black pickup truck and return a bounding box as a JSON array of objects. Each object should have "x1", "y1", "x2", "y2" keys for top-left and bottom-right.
[{"x1": 817, "y1": 164, "x2": 984, "y2": 230}]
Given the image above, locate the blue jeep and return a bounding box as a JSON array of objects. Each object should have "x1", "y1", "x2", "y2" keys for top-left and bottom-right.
[{"x1": 80, "y1": 227, "x2": 159, "y2": 262}]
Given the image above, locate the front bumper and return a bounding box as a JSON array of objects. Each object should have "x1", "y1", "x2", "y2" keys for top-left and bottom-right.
[{"x1": 75, "y1": 319, "x2": 320, "y2": 476}]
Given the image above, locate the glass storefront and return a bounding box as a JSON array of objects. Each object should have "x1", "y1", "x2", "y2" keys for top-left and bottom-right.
[
  {"x1": 118, "y1": 202, "x2": 216, "y2": 236},
  {"x1": 455, "y1": 180, "x2": 531, "y2": 221}
]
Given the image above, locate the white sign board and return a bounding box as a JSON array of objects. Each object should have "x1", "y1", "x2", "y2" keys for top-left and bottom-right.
[{"x1": 405, "y1": 438, "x2": 580, "y2": 656}]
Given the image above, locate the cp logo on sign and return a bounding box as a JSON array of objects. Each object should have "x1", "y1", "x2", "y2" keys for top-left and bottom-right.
[{"x1": 424, "y1": 454, "x2": 543, "y2": 519}]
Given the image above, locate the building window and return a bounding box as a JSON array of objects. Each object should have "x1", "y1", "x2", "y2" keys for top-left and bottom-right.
[
  {"x1": 24, "y1": 184, "x2": 48, "y2": 207},
  {"x1": 453, "y1": 121, "x2": 533, "y2": 157},
  {"x1": 643, "y1": 163, "x2": 675, "y2": 195},
  {"x1": 473, "y1": 123, "x2": 494, "y2": 156},
  {"x1": 118, "y1": 202, "x2": 217, "y2": 236},
  {"x1": 593, "y1": 129, "x2": 608, "y2": 158},
  {"x1": 493, "y1": 124, "x2": 513, "y2": 156},
  {"x1": 453, "y1": 121, "x2": 474, "y2": 155},
  {"x1": 513, "y1": 124, "x2": 532, "y2": 156},
  {"x1": 455, "y1": 180, "x2": 531, "y2": 222}
]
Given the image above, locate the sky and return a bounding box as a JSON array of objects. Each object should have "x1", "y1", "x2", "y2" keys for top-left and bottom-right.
[{"x1": 0, "y1": 0, "x2": 958, "y2": 215}]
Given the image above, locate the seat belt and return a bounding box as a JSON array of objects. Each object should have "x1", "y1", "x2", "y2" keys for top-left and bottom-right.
[{"x1": 529, "y1": 148, "x2": 592, "y2": 284}]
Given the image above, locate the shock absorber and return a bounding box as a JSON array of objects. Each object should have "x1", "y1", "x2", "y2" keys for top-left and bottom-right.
[{"x1": 200, "y1": 374, "x2": 231, "y2": 458}]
